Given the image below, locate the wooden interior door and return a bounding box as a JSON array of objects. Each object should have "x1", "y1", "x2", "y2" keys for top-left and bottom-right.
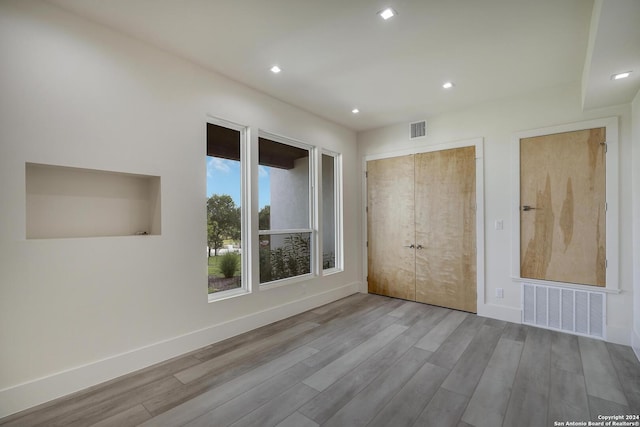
[
  {"x1": 520, "y1": 128, "x2": 606, "y2": 286},
  {"x1": 414, "y1": 147, "x2": 477, "y2": 312},
  {"x1": 367, "y1": 155, "x2": 416, "y2": 300}
]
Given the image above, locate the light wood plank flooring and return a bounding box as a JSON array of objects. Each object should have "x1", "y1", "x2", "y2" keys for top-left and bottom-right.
[{"x1": 1, "y1": 293, "x2": 639, "y2": 426}]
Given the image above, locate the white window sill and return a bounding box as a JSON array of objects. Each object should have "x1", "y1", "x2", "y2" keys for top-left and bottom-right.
[
  {"x1": 208, "y1": 286, "x2": 250, "y2": 303},
  {"x1": 260, "y1": 273, "x2": 315, "y2": 290},
  {"x1": 322, "y1": 267, "x2": 343, "y2": 276}
]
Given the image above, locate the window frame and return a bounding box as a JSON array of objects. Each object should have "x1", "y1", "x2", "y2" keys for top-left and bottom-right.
[
  {"x1": 206, "y1": 116, "x2": 250, "y2": 302},
  {"x1": 319, "y1": 149, "x2": 343, "y2": 275},
  {"x1": 257, "y1": 129, "x2": 317, "y2": 288},
  {"x1": 205, "y1": 118, "x2": 344, "y2": 299}
]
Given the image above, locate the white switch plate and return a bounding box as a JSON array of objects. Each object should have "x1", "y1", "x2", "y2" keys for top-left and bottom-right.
[
  {"x1": 496, "y1": 288, "x2": 504, "y2": 298},
  {"x1": 495, "y1": 220, "x2": 504, "y2": 230}
]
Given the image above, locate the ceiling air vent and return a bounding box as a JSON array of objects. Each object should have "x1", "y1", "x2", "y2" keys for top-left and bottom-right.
[{"x1": 410, "y1": 120, "x2": 427, "y2": 139}]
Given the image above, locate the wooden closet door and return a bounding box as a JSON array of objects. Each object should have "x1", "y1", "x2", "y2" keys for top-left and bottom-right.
[
  {"x1": 367, "y1": 155, "x2": 416, "y2": 300},
  {"x1": 415, "y1": 147, "x2": 477, "y2": 313},
  {"x1": 520, "y1": 128, "x2": 606, "y2": 286}
]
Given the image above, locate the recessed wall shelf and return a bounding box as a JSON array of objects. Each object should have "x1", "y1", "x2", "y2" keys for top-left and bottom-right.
[{"x1": 26, "y1": 163, "x2": 161, "y2": 239}]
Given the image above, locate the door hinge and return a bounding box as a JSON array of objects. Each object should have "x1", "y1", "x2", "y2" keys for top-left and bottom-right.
[
  {"x1": 605, "y1": 202, "x2": 608, "y2": 211},
  {"x1": 365, "y1": 171, "x2": 368, "y2": 178},
  {"x1": 602, "y1": 142, "x2": 608, "y2": 153},
  {"x1": 605, "y1": 259, "x2": 608, "y2": 268}
]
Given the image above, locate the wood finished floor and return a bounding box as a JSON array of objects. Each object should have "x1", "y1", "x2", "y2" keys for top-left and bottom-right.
[{"x1": 2, "y1": 293, "x2": 639, "y2": 427}]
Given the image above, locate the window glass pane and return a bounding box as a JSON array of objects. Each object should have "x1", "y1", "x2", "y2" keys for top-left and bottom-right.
[
  {"x1": 259, "y1": 138, "x2": 310, "y2": 230},
  {"x1": 260, "y1": 232, "x2": 312, "y2": 283},
  {"x1": 207, "y1": 123, "x2": 242, "y2": 294},
  {"x1": 322, "y1": 154, "x2": 336, "y2": 270}
]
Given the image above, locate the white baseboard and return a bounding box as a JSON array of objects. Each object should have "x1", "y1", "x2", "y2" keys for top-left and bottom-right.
[
  {"x1": 358, "y1": 281, "x2": 368, "y2": 293},
  {"x1": 475, "y1": 303, "x2": 632, "y2": 346},
  {"x1": 632, "y1": 328, "x2": 640, "y2": 363},
  {"x1": 0, "y1": 282, "x2": 360, "y2": 419},
  {"x1": 477, "y1": 303, "x2": 522, "y2": 324},
  {"x1": 606, "y1": 325, "x2": 632, "y2": 346}
]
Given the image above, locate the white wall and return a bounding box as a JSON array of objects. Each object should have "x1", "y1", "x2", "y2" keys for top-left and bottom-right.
[
  {"x1": 358, "y1": 83, "x2": 635, "y2": 344},
  {"x1": 0, "y1": 0, "x2": 360, "y2": 417},
  {"x1": 632, "y1": 89, "x2": 640, "y2": 358}
]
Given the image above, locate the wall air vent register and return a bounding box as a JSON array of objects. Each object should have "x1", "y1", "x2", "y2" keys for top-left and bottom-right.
[{"x1": 410, "y1": 120, "x2": 427, "y2": 139}]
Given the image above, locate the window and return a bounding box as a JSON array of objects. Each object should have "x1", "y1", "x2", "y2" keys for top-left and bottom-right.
[
  {"x1": 258, "y1": 132, "x2": 314, "y2": 284},
  {"x1": 322, "y1": 152, "x2": 342, "y2": 272},
  {"x1": 206, "y1": 121, "x2": 245, "y2": 295},
  {"x1": 205, "y1": 118, "x2": 343, "y2": 297}
]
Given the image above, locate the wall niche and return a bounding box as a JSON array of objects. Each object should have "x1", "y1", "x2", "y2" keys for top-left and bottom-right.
[{"x1": 26, "y1": 163, "x2": 161, "y2": 239}]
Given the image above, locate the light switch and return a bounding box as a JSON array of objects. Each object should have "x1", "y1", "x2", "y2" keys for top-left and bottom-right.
[{"x1": 495, "y1": 220, "x2": 504, "y2": 230}]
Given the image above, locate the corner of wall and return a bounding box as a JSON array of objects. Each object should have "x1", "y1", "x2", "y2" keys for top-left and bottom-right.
[
  {"x1": 632, "y1": 328, "x2": 640, "y2": 362},
  {"x1": 633, "y1": 88, "x2": 640, "y2": 361},
  {"x1": 606, "y1": 325, "x2": 632, "y2": 346},
  {"x1": 581, "y1": 0, "x2": 603, "y2": 109}
]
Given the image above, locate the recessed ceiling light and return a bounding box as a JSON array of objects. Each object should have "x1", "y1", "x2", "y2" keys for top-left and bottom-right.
[
  {"x1": 270, "y1": 65, "x2": 281, "y2": 74},
  {"x1": 442, "y1": 81, "x2": 454, "y2": 89},
  {"x1": 378, "y1": 7, "x2": 396, "y2": 20},
  {"x1": 611, "y1": 71, "x2": 631, "y2": 80},
  {"x1": 352, "y1": 108, "x2": 360, "y2": 114}
]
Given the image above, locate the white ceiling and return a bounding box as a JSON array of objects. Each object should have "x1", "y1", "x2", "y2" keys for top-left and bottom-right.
[
  {"x1": 582, "y1": 0, "x2": 640, "y2": 111},
  {"x1": 48, "y1": 0, "x2": 640, "y2": 132}
]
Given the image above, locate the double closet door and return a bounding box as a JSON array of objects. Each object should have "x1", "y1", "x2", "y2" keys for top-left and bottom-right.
[{"x1": 367, "y1": 146, "x2": 477, "y2": 313}]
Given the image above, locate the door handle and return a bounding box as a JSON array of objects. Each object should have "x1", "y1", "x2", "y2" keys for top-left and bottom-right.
[
  {"x1": 416, "y1": 244, "x2": 423, "y2": 250},
  {"x1": 522, "y1": 205, "x2": 537, "y2": 211},
  {"x1": 403, "y1": 244, "x2": 415, "y2": 249}
]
